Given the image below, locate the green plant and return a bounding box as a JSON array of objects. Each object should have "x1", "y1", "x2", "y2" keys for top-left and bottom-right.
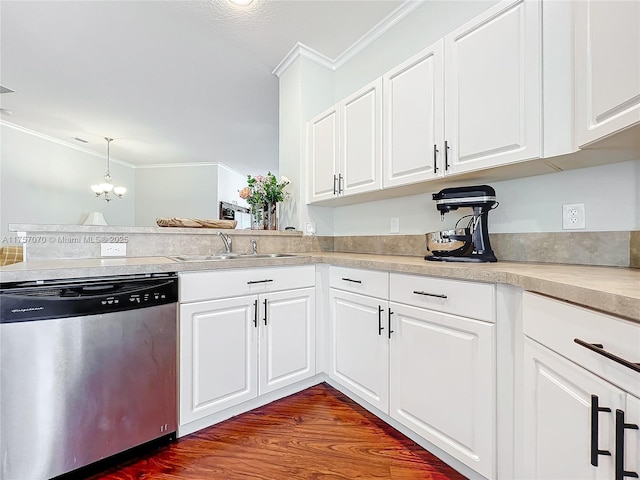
[{"x1": 239, "y1": 172, "x2": 290, "y2": 206}]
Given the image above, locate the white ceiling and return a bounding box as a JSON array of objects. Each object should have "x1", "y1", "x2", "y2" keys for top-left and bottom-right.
[{"x1": 0, "y1": 0, "x2": 405, "y2": 175}]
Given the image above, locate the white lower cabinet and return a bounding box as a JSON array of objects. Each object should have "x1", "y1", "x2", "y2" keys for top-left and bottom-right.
[
  {"x1": 259, "y1": 288, "x2": 316, "y2": 395},
  {"x1": 523, "y1": 338, "x2": 624, "y2": 480},
  {"x1": 328, "y1": 267, "x2": 496, "y2": 479},
  {"x1": 180, "y1": 296, "x2": 258, "y2": 424},
  {"x1": 521, "y1": 292, "x2": 640, "y2": 480},
  {"x1": 329, "y1": 289, "x2": 389, "y2": 413},
  {"x1": 179, "y1": 266, "x2": 315, "y2": 426},
  {"x1": 389, "y1": 302, "x2": 495, "y2": 480}
]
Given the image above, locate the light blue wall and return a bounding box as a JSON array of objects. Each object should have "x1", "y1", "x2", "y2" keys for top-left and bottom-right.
[
  {"x1": 0, "y1": 123, "x2": 135, "y2": 239},
  {"x1": 331, "y1": 160, "x2": 640, "y2": 235}
]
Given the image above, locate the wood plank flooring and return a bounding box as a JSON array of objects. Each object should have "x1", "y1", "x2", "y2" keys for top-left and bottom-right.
[{"x1": 90, "y1": 383, "x2": 466, "y2": 479}]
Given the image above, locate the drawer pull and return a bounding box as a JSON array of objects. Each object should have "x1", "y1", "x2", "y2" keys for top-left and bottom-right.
[
  {"x1": 590, "y1": 395, "x2": 612, "y2": 466},
  {"x1": 247, "y1": 279, "x2": 274, "y2": 285},
  {"x1": 413, "y1": 290, "x2": 447, "y2": 299},
  {"x1": 574, "y1": 339, "x2": 640, "y2": 373},
  {"x1": 341, "y1": 278, "x2": 362, "y2": 284},
  {"x1": 615, "y1": 409, "x2": 639, "y2": 480},
  {"x1": 378, "y1": 305, "x2": 384, "y2": 336}
]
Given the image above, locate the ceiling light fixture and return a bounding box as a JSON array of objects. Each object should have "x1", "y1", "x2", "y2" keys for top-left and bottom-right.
[
  {"x1": 91, "y1": 137, "x2": 126, "y2": 202},
  {"x1": 228, "y1": 0, "x2": 253, "y2": 6}
]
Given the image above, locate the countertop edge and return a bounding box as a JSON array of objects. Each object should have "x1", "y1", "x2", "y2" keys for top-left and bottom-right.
[{"x1": 1, "y1": 253, "x2": 638, "y2": 322}]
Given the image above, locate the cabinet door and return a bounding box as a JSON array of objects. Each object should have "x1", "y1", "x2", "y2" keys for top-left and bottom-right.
[
  {"x1": 179, "y1": 296, "x2": 258, "y2": 425},
  {"x1": 340, "y1": 78, "x2": 382, "y2": 196},
  {"x1": 389, "y1": 302, "x2": 494, "y2": 479},
  {"x1": 308, "y1": 106, "x2": 340, "y2": 203},
  {"x1": 329, "y1": 289, "x2": 389, "y2": 413},
  {"x1": 444, "y1": 0, "x2": 541, "y2": 175},
  {"x1": 522, "y1": 338, "x2": 624, "y2": 480},
  {"x1": 575, "y1": 0, "x2": 640, "y2": 147},
  {"x1": 621, "y1": 395, "x2": 640, "y2": 480},
  {"x1": 383, "y1": 40, "x2": 444, "y2": 187},
  {"x1": 259, "y1": 288, "x2": 315, "y2": 395}
]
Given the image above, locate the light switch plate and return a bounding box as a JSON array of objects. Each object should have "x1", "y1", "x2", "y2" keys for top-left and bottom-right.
[
  {"x1": 101, "y1": 243, "x2": 127, "y2": 257},
  {"x1": 304, "y1": 222, "x2": 316, "y2": 235},
  {"x1": 390, "y1": 217, "x2": 400, "y2": 234}
]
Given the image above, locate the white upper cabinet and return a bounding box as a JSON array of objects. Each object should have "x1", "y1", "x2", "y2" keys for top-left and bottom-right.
[
  {"x1": 307, "y1": 78, "x2": 382, "y2": 203},
  {"x1": 444, "y1": 0, "x2": 541, "y2": 175},
  {"x1": 306, "y1": 0, "x2": 554, "y2": 204},
  {"x1": 574, "y1": 0, "x2": 640, "y2": 147},
  {"x1": 340, "y1": 79, "x2": 383, "y2": 196},
  {"x1": 308, "y1": 106, "x2": 340, "y2": 203},
  {"x1": 383, "y1": 40, "x2": 444, "y2": 188}
]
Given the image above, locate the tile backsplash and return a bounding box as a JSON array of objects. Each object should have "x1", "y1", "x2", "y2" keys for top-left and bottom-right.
[{"x1": 9, "y1": 224, "x2": 638, "y2": 268}]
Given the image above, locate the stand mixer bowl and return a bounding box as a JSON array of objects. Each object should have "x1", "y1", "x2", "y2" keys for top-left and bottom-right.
[{"x1": 425, "y1": 228, "x2": 474, "y2": 256}]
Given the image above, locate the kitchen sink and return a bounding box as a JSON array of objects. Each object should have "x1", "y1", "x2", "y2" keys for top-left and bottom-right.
[
  {"x1": 170, "y1": 253, "x2": 300, "y2": 262},
  {"x1": 171, "y1": 253, "x2": 243, "y2": 261},
  {"x1": 246, "y1": 253, "x2": 299, "y2": 259}
]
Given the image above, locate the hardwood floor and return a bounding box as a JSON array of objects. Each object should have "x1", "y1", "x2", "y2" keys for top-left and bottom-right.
[{"x1": 90, "y1": 383, "x2": 466, "y2": 479}]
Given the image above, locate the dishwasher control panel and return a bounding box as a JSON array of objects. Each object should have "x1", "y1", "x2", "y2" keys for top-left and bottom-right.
[{"x1": 0, "y1": 274, "x2": 178, "y2": 323}]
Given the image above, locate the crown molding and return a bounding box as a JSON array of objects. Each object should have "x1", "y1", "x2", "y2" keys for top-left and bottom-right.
[
  {"x1": 135, "y1": 161, "x2": 246, "y2": 177},
  {"x1": 272, "y1": 42, "x2": 334, "y2": 77},
  {"x1": 1, "y1": 120, "x2": 135, "y2": 168},
  {"x1": 134, "y1": 162, "x2": 219, "y2": 169},
  {"x1": 334, "y1": 0, "x2": 424, "y2": 69},
  {"x1": 272, "y1": 0, "x2": 423, "y2": 77},
  {"x1": 1, "y1": 120, "x2": 246, "y2": 174}
]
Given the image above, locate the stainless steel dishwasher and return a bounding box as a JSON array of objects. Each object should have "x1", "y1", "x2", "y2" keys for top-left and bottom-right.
[{"x1": 0, "y1": 273, "x2": 178, "y2": 480}]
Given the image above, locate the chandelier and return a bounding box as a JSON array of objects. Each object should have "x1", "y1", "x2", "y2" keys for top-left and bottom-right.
[{"x1": 91, "y1": 137, "x2": 126, "y2": 202}]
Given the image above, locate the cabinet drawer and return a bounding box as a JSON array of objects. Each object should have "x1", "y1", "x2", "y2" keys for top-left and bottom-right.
[
  {"x1": 523, "y1": 292, "x2": 640, "y2": 394},
  {"x1": 389, "y1": 273, "x2": 494, "y2": 322},
  {"x1": 329, "y1": 266, "x2": 388, "y2": 299},
  {"x1": 180, "y1": 265, "x2": 315, "y2": 303}
]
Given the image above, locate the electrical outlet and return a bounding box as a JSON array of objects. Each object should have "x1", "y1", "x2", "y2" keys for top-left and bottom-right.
[
  {"x1": 390, "y1": 217, "x2": 400, "y2": 234},
  {"x1": 562, "y1": 203, "x2": 586, "y2": 230},
  {"x1": 101, "y1": 243, "x2": 127, "y2": 257}
]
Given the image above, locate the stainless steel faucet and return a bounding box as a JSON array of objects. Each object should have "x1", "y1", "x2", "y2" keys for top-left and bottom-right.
[
  {"x1": 250, "y1": 239, "x2": 258, "y2": 255},
  {"x1": 218, "y1": 232, "x2": 232, "y2": 253}
]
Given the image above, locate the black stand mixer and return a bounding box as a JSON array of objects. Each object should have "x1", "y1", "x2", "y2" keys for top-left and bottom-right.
[{"x1": 425, "y1": 185, "x2": 498, "y2": 263}]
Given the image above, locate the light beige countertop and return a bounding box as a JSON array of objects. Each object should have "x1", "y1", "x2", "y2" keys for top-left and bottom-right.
[
  {"x1": 310, "y1": 253, "x2": 640, "y2": 322},
  {"x1": 1, "y1": 252, "x2": 638, "y2": 322}
]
